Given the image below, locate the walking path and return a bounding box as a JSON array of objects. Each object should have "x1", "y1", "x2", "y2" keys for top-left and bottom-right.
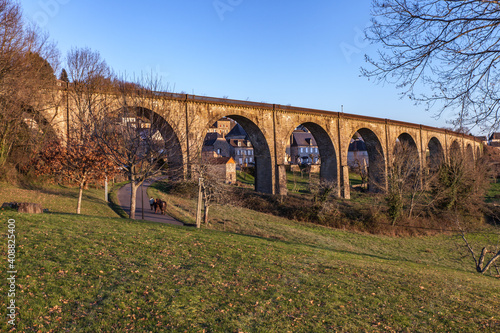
[{"x1": 116, "y1": 178, "x2": 184, "y2": 226}]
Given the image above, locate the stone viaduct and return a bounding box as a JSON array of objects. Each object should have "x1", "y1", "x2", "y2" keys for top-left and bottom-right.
[{"x1": 42, "y1": 90, "x2": 482, "y2": 199}]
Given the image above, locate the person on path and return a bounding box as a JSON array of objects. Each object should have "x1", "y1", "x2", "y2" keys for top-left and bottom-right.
[{"x1": 149, "y1": 197, "x2": 155, "y2": 211}]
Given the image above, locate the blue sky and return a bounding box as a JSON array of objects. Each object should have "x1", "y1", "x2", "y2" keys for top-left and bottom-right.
[{"x1": 22, "y1": 0, "x2": 462, "y2": 132}]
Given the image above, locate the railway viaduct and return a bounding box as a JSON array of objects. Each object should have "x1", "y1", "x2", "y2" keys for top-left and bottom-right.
[{"x1": 42, "y1": 90, "x2": 482, "y2": 199}]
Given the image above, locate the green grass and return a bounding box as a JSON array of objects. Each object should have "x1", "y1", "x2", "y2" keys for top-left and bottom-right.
[
  {"x1": 349, "y1": 172, "x2": 363, "y2": 186},
  {"x1": 149, "y1": 180, "x2": 499, "y2": 273},
  {"x1": 1, "y1": 211, "x2": 499, "y2": 332},
  {"x1": 286, "y1": 170, "x2": 319, "y2": 193},
  {"x1": 236, "y1": 171, "x2": 255, "y2": 186},
  {"x1": 486, "y1": 178, "x2": 500, "y2": 203},
  {"x1": 237, "y1": 169, "x2": 320, "y2": 193},
  {"x1": 0, "y1": 181, "x2": 499, "y2": 332},
  {"x1": 239, "y1": 169, "x2": 366, "y2": 194},
  {"x1": 0, "y1": 182, "x2": 120, "y2": 218}
]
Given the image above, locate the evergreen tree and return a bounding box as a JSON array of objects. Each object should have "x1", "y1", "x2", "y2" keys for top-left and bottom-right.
[{"x1": 59, "y1": 68, "x2": 69, "y2": 82}]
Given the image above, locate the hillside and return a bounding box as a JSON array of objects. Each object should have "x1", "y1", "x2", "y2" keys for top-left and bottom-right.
[{"x1": 0, "y1": 183, "x2": 499, "y2": 332}]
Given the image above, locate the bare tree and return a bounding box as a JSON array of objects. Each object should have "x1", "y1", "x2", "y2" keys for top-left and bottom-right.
[
  {"x1": 457, "y1": 218, "x2": 500, "y2": 276},
  {"x1": 0, "y1": 0, "x2": 60, "y2": 173},
  {"x1": 200, "y1": 172, "x2": 225, "y2": 225},
  {"x1": 385, "y1": 140, "x2": 423, "y2": 224},
  {"x1": 90, "y1": 75, "x2": 188, "y2": 219},
  {"x1": 65, "y1": 47, "x2": 113, "y2": 141},
  {"x1": 65, "y1": 48, "x2": 194, "y2": 220},
  {"x1": 363, "y1": 0, "x2": 500, "y2": 131}
]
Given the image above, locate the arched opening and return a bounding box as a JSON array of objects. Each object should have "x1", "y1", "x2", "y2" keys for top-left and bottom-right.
[
  {"x1": 287, "y1": 123, "x2": 337, "y2": 193},
  {"x1": 349, "y1": 128, "x2": 385, "y2": 192},
  {"x1": 10, "y1": 107, "x2": 58, "y2": 168},
  {"x1": 394, "y1": 133, "x2": 420, "y2": 172},
  {"x1": 427, "y1": 137, "x2": 445, "y2": 171},
  {"x1": 204, "y1": 115, "x2": 272, "y2": 193},
  {"x1": 111, "y1": 106, "x2": 184, "y2": 179},
  {"x1": 390, "y1": 133, "x2": 421, "y2": 191},
  {"x1": 465, "y1": 144, "x2": 474, "y2": 162},
  {"x1": 450, "y1": 140, "x2": 462, "y2": 162},
  {"x1": 200, "y1": 117, "x2": 238, "y2": 185}
]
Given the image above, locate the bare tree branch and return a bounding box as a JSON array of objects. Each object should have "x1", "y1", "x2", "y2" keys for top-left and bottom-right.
[{"x1": 363, "y1": 0, "x2": 500, "y2": 132}]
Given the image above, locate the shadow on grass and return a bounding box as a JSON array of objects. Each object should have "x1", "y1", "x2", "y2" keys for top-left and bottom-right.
[
  {"x1": 18, "y1": 180, "x2": 79, "y2": 199},
  {"x1": 17, "y1": 180, "x2": 116, "y2": 208},
  {"x1": 108, "y1": 182, "x2": 130, "y2": 219}
]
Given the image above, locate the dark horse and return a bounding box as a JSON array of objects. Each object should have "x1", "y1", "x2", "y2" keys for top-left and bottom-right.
[{"x1": 159, "y1": 200, "x2": 167, "y2": 215}]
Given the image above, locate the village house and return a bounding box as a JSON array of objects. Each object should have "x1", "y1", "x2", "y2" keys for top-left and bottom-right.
[
  {"x1": 228, "y1": 138, "x2": 254, "y2": 167},
  {"x1": 225, "y1": 124, "x2": 255, "y2": 167},
  {"x1": 201, "y1": 132, "x2": 231, "y2": 160},
  {"x1": 201, "y1": 156, "x2": 237, "y2": 184},
  {"x1": 489, "y1": 133, "x2": 500, "y2": 147},
  {"x1": 206, "y1": 118, "x2": 234, "y2": 138},
  {"x1": 347, "y1": 138, "x2": 369, "y2": 168},
  {"x1": 289, "y1": 130, "x2": 319, "y2": 165}
]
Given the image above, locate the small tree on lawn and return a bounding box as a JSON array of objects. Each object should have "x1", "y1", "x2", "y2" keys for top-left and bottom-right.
[
  {"x1": 34, "y1": 139, "x2": 117, "y2": 214},
  {"x1": 199, "y1": 168, "x2": 225, "y2": 225},
  {"x1": 456, "y1": 216, "x2": 500, "y2": 276}
]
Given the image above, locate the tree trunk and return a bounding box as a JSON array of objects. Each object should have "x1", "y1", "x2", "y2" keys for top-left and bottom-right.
[
  {"x1": 478, "y1": 248, "x2": 500, "y2": 274},
  {"x1": 129, "y1": 181, "x2": 139, "y2": 219},
  {"x1": 76, "y1": 177, "x2": 86, "y2": 214},
  {"x1": 204, "y1": 204, "x2": 210, "y2": 224}
]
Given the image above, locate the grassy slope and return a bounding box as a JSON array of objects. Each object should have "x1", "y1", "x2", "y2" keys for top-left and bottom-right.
[
  {"x1": 0, "y1": 182, "x2": 120, "y2": 218},
  {"x1": 0, "y1": 182, "x2": 499, "y2": 332}
]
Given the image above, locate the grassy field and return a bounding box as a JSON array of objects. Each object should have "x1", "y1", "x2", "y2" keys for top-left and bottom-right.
[
  {"x1": 1, "y1": 181, "x2": 499, "y2": 332},
  {"x1": 236, "y1": 171, "x2": 254, "y2": 186},
  {"x1": 0, "y1": 182, "x2": 121, "y2": 218}
]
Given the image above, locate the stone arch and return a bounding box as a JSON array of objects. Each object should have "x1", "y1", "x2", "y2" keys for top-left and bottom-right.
[
  {"x1": 449, "y1": 140, "x2": 462, "y2": 161},
  {"x1": 395, "y1": 133, "x2": 419, "y2": 157},
  {"x1": 392, "y1": 132, "x2": 421, "y2": 188},
  {"x1": 120, "y1": 106, "x2": 185, "y2": 178},
  {"x1": 9, "y1": 106, "x2": 59, "y2": 166},
  {"x1": 220, "y1": 114, "x2": 273, "y2": 194},
  {"x1": 286, "y1": 122, "x2": 338, "y2": 185},
  {"x1": 22, "y1": 106, "x2": 59, "y2": 140},
  {"x1": 465, "y1": 144, "x2": 474, "y2": 162},
  {"x1": 351, "y1": 128, "x2": 385, "y2": 192},
  {"x1": 427, "y1": 137, "x2": 445, "y2": 170}
]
